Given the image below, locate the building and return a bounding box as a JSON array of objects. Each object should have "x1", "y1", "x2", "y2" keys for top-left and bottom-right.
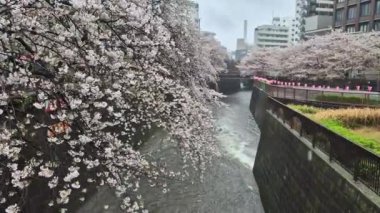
[
  {"x1": 295, "y1": 0, "x2": 307, "y2": 37},
  {"x1": 235, "y1": 38, "x2": 249, "y2": 61},
  {"x1": 272, "y1": 17, "x2": 300, "y2": 43},
  {"x1": 235, "y1": 20, "x2": 249, "y2": 61},
  {"x1": 333, "y1": 0, "x2": 380, "y2": 82},
  {"x1": 333, "y1": 0, "x2": 380, "y2": 33},
  {"x1": 296, "y1": 0, "x2": 334, "y2": 38},
  {"x1": 254, "y1": 25, "x2": 290, "y2": 48},
  {"x1": 308, "y1": 0, "x2": 335, "y2": 16}
]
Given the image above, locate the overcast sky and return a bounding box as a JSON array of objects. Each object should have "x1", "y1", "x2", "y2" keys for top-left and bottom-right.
[{"x1": 197, "y1": 0, "x2": 296, "y2": 51}]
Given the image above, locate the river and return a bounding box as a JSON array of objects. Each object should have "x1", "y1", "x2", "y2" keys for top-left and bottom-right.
[{"x1": 78, "y1": 90, "x2": 264, "y2": 213}]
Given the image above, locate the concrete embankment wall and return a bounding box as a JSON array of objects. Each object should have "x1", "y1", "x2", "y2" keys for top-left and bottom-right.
[{"x1": 250, "y1": 87, "x2": 380, "y2": 213}]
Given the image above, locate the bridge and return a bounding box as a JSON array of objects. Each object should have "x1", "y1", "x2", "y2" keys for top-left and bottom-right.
[
  {"x1": 217, "y1": 73, "x2": 253, "y2": 94},
  {"x1": 218, "y1": 73, "x2": 252, "y2": 79}
]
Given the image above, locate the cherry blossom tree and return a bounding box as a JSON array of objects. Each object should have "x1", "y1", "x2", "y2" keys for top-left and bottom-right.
[
  {"x1": 200, "y1": 31, "x2": 229, "y2": 82},
  {"x1": 0, "y1": 0, "x2": 221, "y2": 212},
  {"x1": 283, "y1": 31, "x2": 380, "y2": 79},
  {"x1": 240, "y1": 31, "x2": 380, "y2": 80},
  {"x1": 239, "y1": 47, "x2": 284, "y2": 77}
]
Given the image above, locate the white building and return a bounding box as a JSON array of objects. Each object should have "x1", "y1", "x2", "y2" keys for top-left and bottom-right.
[
  {"x1": 272, "y1": 17, "x2": 300, "y2": 44},
  {"x1": 254, "y1": 25, "x2": 290, "y2": 48}
]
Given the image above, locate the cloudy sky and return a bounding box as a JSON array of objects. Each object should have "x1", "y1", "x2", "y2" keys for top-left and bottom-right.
[{"x1": 197, "y1": 0, "x2": 295, "y2": 51}]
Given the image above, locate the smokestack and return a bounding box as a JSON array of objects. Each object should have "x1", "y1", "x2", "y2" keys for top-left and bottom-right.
[{"x1": 244, "y1": 20, "x2": 248, "y2": 42}]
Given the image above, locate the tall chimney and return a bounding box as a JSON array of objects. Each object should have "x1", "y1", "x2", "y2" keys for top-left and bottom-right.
[{"x1": 244, "y1": 20, "x2": 248, "y2": 42}]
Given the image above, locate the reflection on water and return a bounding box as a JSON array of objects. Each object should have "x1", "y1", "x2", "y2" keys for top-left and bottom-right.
[{"x1": 78, "y1": 91, "x2": 264, "y2": 213}]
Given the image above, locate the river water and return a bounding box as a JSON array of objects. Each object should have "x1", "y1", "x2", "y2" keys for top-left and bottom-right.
[{"x1": 79, "y1": 91, "x2": 264, "y2": 213}]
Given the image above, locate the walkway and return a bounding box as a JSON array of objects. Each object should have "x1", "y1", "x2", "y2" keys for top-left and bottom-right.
[{"x1": 254, "y1": 78, "x2": 380, "y2": 107}]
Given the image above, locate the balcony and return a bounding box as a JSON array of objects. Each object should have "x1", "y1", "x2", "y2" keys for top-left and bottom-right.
[
  {"x1": 348, "y1": 0, "x2": 358, "y2": 6},
  {"x1": 305, "y1": 15, "x2": 333, "y2": 32}
]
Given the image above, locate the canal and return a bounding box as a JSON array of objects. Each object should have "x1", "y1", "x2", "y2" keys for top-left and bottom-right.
[{"x1": 79, "y1": 91, "x2": 264, "y2": 213}]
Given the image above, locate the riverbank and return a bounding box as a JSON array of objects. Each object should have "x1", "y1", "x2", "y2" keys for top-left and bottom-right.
[{"x1": 289, "y1": 105, "x2": 380, "y2": 154}]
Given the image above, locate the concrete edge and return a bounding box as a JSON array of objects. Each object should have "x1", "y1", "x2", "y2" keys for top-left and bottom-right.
[{"x1": 267, "y1": 109, "x2": 380, "y2": 208}]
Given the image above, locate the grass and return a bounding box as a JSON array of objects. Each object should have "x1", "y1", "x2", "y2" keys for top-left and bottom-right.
[
  {"x1": 313, "y1": 108, "x2": 380, "y2": 128},
  {"x1": 354, "y1": 127, "x2": 380, "y2": 145},
  {"x1": 315, "y1": 94, "x2": 380, "y2": 105},
  {"x1": 319, "y1": 119, "x2": 380, "y2": 154},
  {"x1": 288, "y1": 105, "x2": 380, "y2": 154},
  {"x1": 288, "y1": 104, "x2": 321, "y2": 115}
]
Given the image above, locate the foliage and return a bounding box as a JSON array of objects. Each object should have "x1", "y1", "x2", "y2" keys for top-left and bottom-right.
[
  {"x1": 319, "y1": 119, "x2": 380, "y2": 154},
  {"x1": 315, "y1": 95, "x2": 380, "y2": 105},
  {"x1": 288, "y1": 104, "x2": 321, "y2": 115},
  {"x1": 239, "y1": 47, "x2": 284, "y2": 77},
  {"x1": 288, "y1": 104, "x2": 380, "y2": 153},
  {"x1": 10, "y1": 95, "x2": 37, "y2": 112},
  {"x1": 0, "y1": 0, "x2": 225, "y2": 212},
  {"x1": 200, "y1": 31, "x2": 229, "y2": 80},
  {"x1": 314, "y1": 108, "x2": 380, "y2": 128},
  {"x1": 240, "y1": 31, "x2": 380, "y2": 80}
]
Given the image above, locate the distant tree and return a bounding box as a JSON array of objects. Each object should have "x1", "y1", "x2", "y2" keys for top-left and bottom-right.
[
  {"x1": 239, "y1": 47, "x2": 284, "y2": 77},
  {"x1": 240, "y1": 31, "x2": 380, "y2": 80},
  {"x1": 200, "y1": 32, "x2": 229, "y2": 81}
]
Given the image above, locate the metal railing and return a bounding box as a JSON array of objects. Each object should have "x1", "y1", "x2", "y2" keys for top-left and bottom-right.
[
  {"x1": 264, "y1": 92, "x2": 380, "y2": 196},
  {"x1": 254, "y1": 80, "x2": 380, "y2": 107}
]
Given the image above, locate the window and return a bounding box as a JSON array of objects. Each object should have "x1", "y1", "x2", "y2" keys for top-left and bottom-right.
[
  {"x1": 346, "y1": 25, "x2": 356, "y2": 33},
  {"x1": 360, "y1": 22, "x2": 369, "y2": 32},
  {"x1": 360, "y1": 3, "x2": 370, "y2": 17},
  {"x1": 347, "y1": 6, "x2": 356, "y2": 20},
  {"x1": 377, "y1": 0, "x2": 380, "y2": 14},
  {"x1": 374, "y1": 21, "x2": 380, "y2": 31},
  {"x1": 335, "y1": 9, "x2": 343, "y2": 22}
]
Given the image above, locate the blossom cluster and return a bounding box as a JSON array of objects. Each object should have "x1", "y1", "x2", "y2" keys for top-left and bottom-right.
[
  {"x1": 0, "y1": 0, "x2": 224, "y2": 212},
  {"x1": 240, "y1": 31, "x2": 380, "y2": 80}
]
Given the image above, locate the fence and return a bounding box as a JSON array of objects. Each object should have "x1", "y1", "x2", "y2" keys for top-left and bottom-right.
[
  {"x1": 261, "y1": 89, "x2": 380, "y2": 196},
  {"x1": 254, "y1": 80, "x2": 380, "y2": 107}
]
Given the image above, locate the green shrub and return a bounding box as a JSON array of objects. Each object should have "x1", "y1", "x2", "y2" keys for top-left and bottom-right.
[{"x1": 288, "y1": 104, "x2": 321, "y2": 114}]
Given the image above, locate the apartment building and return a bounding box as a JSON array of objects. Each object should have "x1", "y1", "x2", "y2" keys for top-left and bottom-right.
[
  {"x1": 309, "y1": 0, "x2": 335, "y2": 16},
  {"x1": 254, "y1": 25, "x2": 290, "y2": 48},
  {"x1": 296, "y1": 0, "x2": 335, "y2": 38},
  {"x1": 272, "y1": 17, "x2": 300, "y2": 43},
  {"x1": 334, "y1": 0, "x2": 380, "y2": 32}
]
